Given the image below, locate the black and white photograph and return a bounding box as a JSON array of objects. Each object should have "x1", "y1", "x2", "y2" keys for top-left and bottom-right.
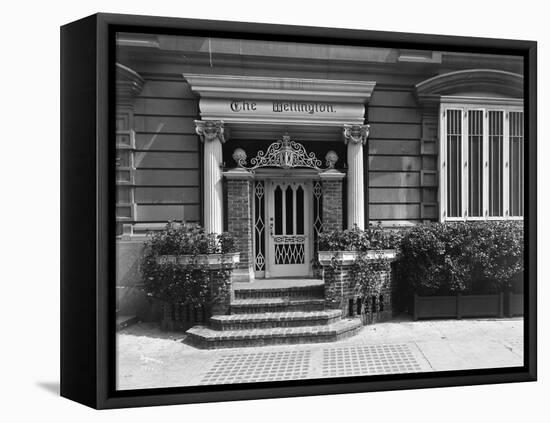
[
  {"x1": 4, "y1": 0, "x2": 548, "y2": 419},
  {"x1": 113, "y1": 30, "x2": 529, "y2": 390}
]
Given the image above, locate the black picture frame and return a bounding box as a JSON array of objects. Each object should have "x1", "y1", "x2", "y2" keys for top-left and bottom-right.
[{"x1": 60, "y1": 12, "x2": 537, "y2": 409}]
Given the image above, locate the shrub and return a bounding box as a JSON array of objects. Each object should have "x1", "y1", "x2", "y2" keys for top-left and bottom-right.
[
  {"x1": 319, "y1": 224, "x2": 399, "y2": 315},
  {"x1": 140, "y1": 222, "x2": 237, "y2": 306},
  {"x1": 318, "y1": 223, "x2": 401, "y2": 252},
  {"x1": 395, "y1": 221, "x2": 524, "y2": 300}
]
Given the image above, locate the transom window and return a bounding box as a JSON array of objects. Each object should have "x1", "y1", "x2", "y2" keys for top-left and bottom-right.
[{"x1": 440, "y1": 102, "x2": 524, "y2": 221}]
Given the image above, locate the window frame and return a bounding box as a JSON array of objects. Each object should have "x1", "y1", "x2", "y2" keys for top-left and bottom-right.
[{"x1": 439, "y1": 97, "x2": 523, "y2": 222}]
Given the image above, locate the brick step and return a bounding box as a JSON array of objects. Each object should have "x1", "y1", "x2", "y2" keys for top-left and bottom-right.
[
  {"x1": 233, "y1": 284, "x2": 324, "y2": 300},
  {"x1": 186, "y1": 318, "x2": 362, "y2": 349},
  {"x1": 210, "y1": 310, "x2": 342, "y2": 330},
  {"x1": 230, "y1": 298, "x2": 326, "y2": 314}
]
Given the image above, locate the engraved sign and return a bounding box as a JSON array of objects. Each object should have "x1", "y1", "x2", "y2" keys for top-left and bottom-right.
[{"x1": 199, "y1": 98, "x2": 365, "y2": 125}]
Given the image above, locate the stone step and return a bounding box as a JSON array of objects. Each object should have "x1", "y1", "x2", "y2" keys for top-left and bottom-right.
[
  {"x1": 186, "y1": 318, "x2": 362, "y2": 349},
  {"x1": 233, "y1": 283, "x2": 324, "y2": 300},
  {"x1": 116, "y1": 315, "x2": 138, "y2": 330},
  {"x1": 210, "y1": 310, "x2": 342, "y2": 330},
  {"x1": 230, "y1": 298, "x2": 326, "y2": 314}
]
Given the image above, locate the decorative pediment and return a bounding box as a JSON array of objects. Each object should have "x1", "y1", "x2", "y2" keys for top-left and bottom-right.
[
  {"x1": 415, "y1": 69, "x2": 524, "y2": 108},
  {"x1": 235, "y1": 135, "x2": 324, "y2": 172},
  {"x1": 183, "y1": 74, "x2": 375, "y2": 127}
]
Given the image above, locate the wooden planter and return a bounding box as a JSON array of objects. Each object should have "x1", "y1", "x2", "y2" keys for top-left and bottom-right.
[
  {"x1": 413, "y1": 293, "x2": 510, "y2": 320},
  {"x1": 156, "y1": 252, "x2": 239, "y2": 331},
  {"x1": 506, "y1": 292, "x2": 524, "y2": 317},
  {"x1": 318, "y1": 249, "x2": 397, "y2": 324}
]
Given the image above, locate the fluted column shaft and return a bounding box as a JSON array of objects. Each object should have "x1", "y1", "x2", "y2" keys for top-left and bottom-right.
[
  {"x1": 344, "y1": 124, "x2": 369, "y2": 230},
  {"x1": 195, "y1": 120, "x2": 226, "y2": 234}
]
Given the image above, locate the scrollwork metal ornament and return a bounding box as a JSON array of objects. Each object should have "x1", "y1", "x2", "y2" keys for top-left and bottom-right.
[
  {"x1": 343, "y1": 124, "x2": 370, "y2": 145},
  {"x1": 240, "y1": 135, "x2": 322, "y2": 172}
]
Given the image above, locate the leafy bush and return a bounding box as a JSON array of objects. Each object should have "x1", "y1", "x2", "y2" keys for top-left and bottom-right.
[
  {"x1": 140, "y1": 222, "x2": 237, "y2": 306},
  {"x1": 318, "y1": 223, "x2": 401, "y2": 252},
  {"x1": 395, "y1": 221, "x2": 524, "y2": 299},
  {"x1": 319, "y1": 224, "x2": 398, "y2": 314}
]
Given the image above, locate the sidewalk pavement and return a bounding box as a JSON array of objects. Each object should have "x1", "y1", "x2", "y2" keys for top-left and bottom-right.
[{"x1": 116, "y1": 317, "x2": 523, "y2": 390}]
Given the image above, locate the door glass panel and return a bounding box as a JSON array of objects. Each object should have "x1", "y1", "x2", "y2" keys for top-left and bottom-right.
[
  {"x1": 296, "y1": 185, "x2": 304, "y2": 235},
  {"x1": 285, "y1": 185, "x2": 293, "y2": 235},
  {"x1": 274, "y1": 185, "x2": 283, "y2": 235}
]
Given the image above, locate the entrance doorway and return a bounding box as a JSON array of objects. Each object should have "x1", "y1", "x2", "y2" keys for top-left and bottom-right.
[{"x1": 265, "y1": 180, "x2": 312, "y2": 278}]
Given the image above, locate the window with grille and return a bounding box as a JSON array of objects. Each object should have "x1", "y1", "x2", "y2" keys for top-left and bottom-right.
[{"x1": 441, "y1": 104, "x2": 524, "y2": 221}]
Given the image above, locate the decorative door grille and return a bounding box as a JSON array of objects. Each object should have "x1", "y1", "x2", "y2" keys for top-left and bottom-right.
[
  {"x1": 254, "y1": 181, "x2": 266, "y2": 271},
  {"x1": 312, "y1": 180, "x2": 323, "y2": 255},
  {"x1": 274, "y1": 236, "x2": 306, "y2": 264}
]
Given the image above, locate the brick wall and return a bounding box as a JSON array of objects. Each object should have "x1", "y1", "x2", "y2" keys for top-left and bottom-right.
[
  {"x1": 226, "y1": 177, "x2": 254, "y2": 280},
  {"x1": 321, "y1": 178, "x2": 344, "y2": 232},
  {"x1": 323, "y1": 261, "x2": 394, "y2": 324}
]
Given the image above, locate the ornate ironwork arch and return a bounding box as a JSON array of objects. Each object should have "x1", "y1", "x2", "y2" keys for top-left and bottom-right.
[{"x1": 236, "y1": 135, "x2": 322, "y2": 172}]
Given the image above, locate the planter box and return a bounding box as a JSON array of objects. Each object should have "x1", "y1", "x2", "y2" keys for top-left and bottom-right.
[
  {"x1": 318, "y1": 249, "x2": 396, "y2": 266},
  {"x1": 153, "y1": 252, "x2": 240, "y2": 330},
  {"x1": 507, "y1": 293, "x2": 524, "y2": 317},
  {"x1": 156, "y1": 252, "x2": 240, "y2": 268},
  {"x1": 413, "y1": 293, "x2": 505, "y2": 320},
  {"x1": 161, "y1": 302, "x2": 211, "y2": 332}
]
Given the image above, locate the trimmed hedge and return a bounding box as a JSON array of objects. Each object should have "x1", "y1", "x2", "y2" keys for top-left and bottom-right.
[
  {"x1": 140, "y1": 222, "x2": 236, "y2": 306},
  {"x1": 394, "y1": 221, "x2": 524, "y2": 305},
  {"x1": 318, "y1": 223, "x2": 400, "y2": 252}
]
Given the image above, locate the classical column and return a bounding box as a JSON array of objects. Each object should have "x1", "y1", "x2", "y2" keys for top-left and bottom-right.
[
  {"x1": 343, "y1": 124, "x2": 369, "y2": 230},
  {"x1": 195, "y1": 120, "x2": 226, "y2": 234}
]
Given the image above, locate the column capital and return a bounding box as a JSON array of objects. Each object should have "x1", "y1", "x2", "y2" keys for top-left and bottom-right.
[
  {"x1": 195, "y1": 120, "x2": 227, "y2": 143},
  {"x1": 343, "y1": 124, "x2": 370, "y2": 145}
]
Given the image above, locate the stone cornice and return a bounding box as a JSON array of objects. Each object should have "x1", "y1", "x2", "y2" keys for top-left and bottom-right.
[
  {"x1": 183, "y1": 74, "x2": 376, "y2": 103},
  {"x1": 319, "y1": 169, "x2": 346, "y2": 180},
  {"x1": 116, "y1": 63, "x2": 145, "y2": 106}
]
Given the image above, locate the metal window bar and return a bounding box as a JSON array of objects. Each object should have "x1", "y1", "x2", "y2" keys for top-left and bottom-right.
[
  {"x1": 447, "y1": 110, "x2": 462, "y2": 217},
  {"x1": 468, "y1": 110, "x2": 484, "y2": 217},
  {"x1": 509, "y1": 111, "x2": 524, "y2": 216},
  {"x1": 489, "y1": 111, "x2": 504, "y2": 216}
]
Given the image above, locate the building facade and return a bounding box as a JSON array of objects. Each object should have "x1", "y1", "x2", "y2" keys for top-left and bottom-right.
[{"x1": 115, "y1": 34, "x2": 524, "y2": 319}]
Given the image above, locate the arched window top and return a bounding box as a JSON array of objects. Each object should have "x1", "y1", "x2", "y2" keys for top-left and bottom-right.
[{"x1": 415, "y1": 69, "x2": 523, "y2": 105}]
